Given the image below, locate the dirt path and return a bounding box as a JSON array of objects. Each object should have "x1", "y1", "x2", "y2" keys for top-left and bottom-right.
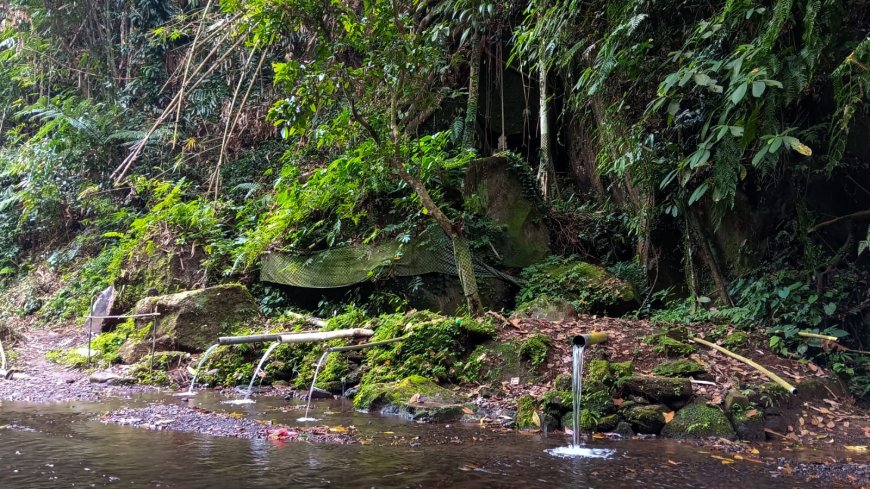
[{"x1": 0, "y1": 325, "x2": 153, "y2": 403}]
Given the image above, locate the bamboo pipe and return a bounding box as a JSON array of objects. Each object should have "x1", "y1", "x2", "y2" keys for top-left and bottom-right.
[
  {"x1": 278, "y1": 328, "x2": 374, "y2": 344},
  {"x1": 690, "y1": 336, "x2": 797, "y2": 394},
  {"x1": 572, "y1": 332, "x2": 609, "y2": 347},
  {"x1": 797, "y1": 331, "x2": 838, "y2": 342},
  {"x1": 218, "y1": 333, "x2": 285, "y2": 345},
  {"x1": 327, "y1": 336, "x2": 407, "y2": 353}
]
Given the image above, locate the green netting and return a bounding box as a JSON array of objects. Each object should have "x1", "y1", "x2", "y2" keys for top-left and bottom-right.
[{"x1": 260, "y1": 230, "x2": 515, "y2": 288}]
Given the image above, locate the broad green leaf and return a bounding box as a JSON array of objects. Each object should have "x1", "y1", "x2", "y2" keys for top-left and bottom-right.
[
  {"x1": 751, "y1": 81, "x2": 766, "y2": 97},
  {"x1": 731, "y1": 83, "x2": 748, "y2": 104},
  {"x1": 688, "y1": 182, "x2": 709, "y2": 205}
]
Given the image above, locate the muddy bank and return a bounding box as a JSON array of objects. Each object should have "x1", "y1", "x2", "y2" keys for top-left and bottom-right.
[{"x1": 101, "y1": 403, "x2": 356, "y2": 443}]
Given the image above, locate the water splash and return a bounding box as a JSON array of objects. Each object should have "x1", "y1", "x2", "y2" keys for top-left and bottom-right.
[
  {"x1": 243, "y1": 342, "x2": 281, "y2": 401},
  {"x1": 298, "y1": 351, "x2": 329, "y2": 422},
  {"x1": 180, "y1": 344, "x2": 220, "y2": 396},
  {"x1": 546, "y1": 446, "x2": 613, "y2": 459},
  {"x1": 572, "y1": 343, "x2": 585, "y2": 447}
]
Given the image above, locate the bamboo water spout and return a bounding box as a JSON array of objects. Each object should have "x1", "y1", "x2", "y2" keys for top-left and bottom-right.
[{"x1": 572, "y1": 332, "x2": 609, "y2": 348}]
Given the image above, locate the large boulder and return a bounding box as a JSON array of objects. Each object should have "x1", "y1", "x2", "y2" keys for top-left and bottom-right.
[
  {"x1": 464, "y1": 156, "x2": 550, "y2": 267},
  {"x1": 133, "y1": 284, "x2": 259, "y2": 352}
]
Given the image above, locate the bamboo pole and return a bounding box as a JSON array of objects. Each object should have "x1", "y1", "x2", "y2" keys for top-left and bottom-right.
[
  {"x1": 278, "y1": 329, "x2": 374, "y2": 344},
  {"x1": 572, "y1": 332, "x2": 608, "y2": 347},
  {"x1": 690, "y1": 336, "x2": 797, "y2": 394},
  {"x1": 327, "y1": 336, "x2": 406, "y2": 353},
  {"x1": 797, "y1": 331, "x2": 838, "y2": 341}
]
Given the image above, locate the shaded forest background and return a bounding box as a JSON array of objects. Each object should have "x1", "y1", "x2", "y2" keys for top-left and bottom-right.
[{"x1": 0, "y1": 0, "x2": 869, "y2": 395}]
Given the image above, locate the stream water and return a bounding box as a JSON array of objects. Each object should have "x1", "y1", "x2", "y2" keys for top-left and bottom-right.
[{"x1": 0, "y1": 392, "x2": 824, "y2": 488}]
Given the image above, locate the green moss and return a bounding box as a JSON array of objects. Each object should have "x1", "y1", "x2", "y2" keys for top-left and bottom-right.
[
  {"x1": 624, "y1": 404, "x2": 669, "y2": 434},
  {"x1": 585, "y1": 359, "x2": 634, "y2": 392},
  {"x1": 361, "y1": 311, "x2": 494, "y2": 386},
  {"x1": 354, "y1": 375, "x2": 452, "y2": 410},
  {"x1": 130, "y1": 351, "x2": 190, "y2": 385},
  {"x1": 653, "y1": 359, "x2": 705, "y2": 378},
  {"x1": 519, "y1": 334, "x2": 551, "y2": 369},
  {"x1": 653, "y1": 336, "x2": 696, "y2": 356},
  {"x1": 516, "y1": 394, "x2": 538, "y2": 430},
  {"x1": 662, "y1": 402, "x2": 735, "y2": 438},
  {"x1": 517, "y1": 256, "x2": 636, "y2": 314},
  {"x1": 722, "y1": 332, "x2": 749, "y2": 349}
]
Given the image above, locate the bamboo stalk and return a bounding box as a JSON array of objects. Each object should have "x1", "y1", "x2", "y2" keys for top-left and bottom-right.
[
  {"x1": 690, "y1": 336, "x2": 797, "y2": 394},
  {"x1": 278, "y1": 329, "x2": 374, "y2": 344},
  {"x1": 0, "y1": 337, "x2": 6, "y2": 372},
  {"x1": 84, "y1": 313, "x2": 161, "y2": 319},
  {"x1": 797, "y1": 331, "x2": 839, "y2": 342},
  {"x1": 327, "y1": 336, "x2": 406, "y2": 353}
]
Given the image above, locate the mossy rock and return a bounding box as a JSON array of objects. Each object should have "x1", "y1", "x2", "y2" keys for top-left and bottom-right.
[
  {"x1": 624, "y1": 404, "x2": 669, "y2": 434},
  {"x1": 517, "y1": 258, "x2": 637, "y2": 315},
  {"x1": 653, "y1": 336, "x2": 696, "y2": 357},
  {"x1": 619, "y1": 375, "x2": 692, "y2": 409},
  {"x1": 513, "y1": 295, "x2": 576, "y2": 321},
  {"x1": 459, "y1": 341, "x2": 524, "y2": 385},
  {"x1": 662, "y1": 401, "x2": 735, "y2": 439},
  {"x1": 133, "y1": 284, "x2": 259, "y2": 352},
  {"x1": 722, "y1": 331, "x2": 749, "y2": 348},
  {"x1": 354, "y1": 375, "x2": 462, "y2": 421},
  {"x1": 652, "y1": 359, "x2": 705, "y2": 378},
  {"x1": 724, "y1": 389, "x2": 751, "y2": 412},
  {"x1": 519, "y1": 334, "x2": 551, "y2": 369},
  {"x1": 730, "y1": 407, "x2": 765, "y2": 441},
  {"x1": 586, "y1": 359, "x2": 634, "y2": 392},
  {"x1": 562, "y1": 412, "x2": 620, "y2": 432}
]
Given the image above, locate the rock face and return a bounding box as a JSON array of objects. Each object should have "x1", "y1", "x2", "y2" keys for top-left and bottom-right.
[
  {"x1": 463, "y1": 156, "x2": 550, "y2": 267},
  {"x1": 133, "y1": 284, "x2": 259, "y2": 352},
  {"x1": 624, "y1": 404, "x2": 669, "y2": 434}
]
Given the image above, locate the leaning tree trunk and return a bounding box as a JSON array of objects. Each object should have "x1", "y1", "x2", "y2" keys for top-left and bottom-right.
[
  {"x1": 537, "y1": 51, "x2": 557, "y2": 202},
  {"x1": 390, "y1": 159, "x2": 483, "y2": 313},
  {"x1": 687, "y1": 208, "x2": 733, "y2": 307},
  {"x1": 462, "y1": 35, "x2": 485, "y2": 149}
]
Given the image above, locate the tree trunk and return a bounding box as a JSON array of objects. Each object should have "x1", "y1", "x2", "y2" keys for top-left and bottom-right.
[
  {"x1": 537, "y1": 52, "x2": 557, "y2": 202},
  {"x1": 452, "y1": 233, "x2": 482, "y2": 313},
  {"x1": 687, "y1": 209, "x2": 733, "y2": 307},
  {"x1": 389, "y1": 158, "x2": 483, "y2": 313},
  {"x1": 462, "y1": 36, "x2": 484, "y2": 149}
]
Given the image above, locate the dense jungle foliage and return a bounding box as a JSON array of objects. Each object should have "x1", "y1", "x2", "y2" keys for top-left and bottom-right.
[{"x1": 0, "y1": 0, "x2": 869, "y2": 395}]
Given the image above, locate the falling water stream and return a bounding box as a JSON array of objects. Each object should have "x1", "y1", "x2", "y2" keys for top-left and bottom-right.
[
  {"x1": 298, "y1": 351, "x2": 330, "y2": 422},
  {"x1": 179, "y1": 343, "x2": 220, "y2": 396},
  {"x1": 221, "y1": 342, "x2": 280, "y2": 405},
  {"x1": 547, "y1": 343, "x2": 613, "y2": 459}
]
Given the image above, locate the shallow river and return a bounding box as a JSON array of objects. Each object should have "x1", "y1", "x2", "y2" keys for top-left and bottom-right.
[{"x1": 0, "y1": 392, "x2": 820, "y2": 488}]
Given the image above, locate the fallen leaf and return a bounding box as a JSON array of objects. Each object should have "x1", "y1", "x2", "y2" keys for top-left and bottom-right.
[
  {"x1": 409, "y1": 393, "x2": 421, "y2": 403},
  {"x1": 845, "y1": 446, "x2": 869, "y2": 452},
  {"x1": 663, "y1": 411, "x2": 676, "y2": 424},
  {"x1": 532, "y1": 411, "x2": 542, "y2": 427},
  {"x1": 328, "y1": 426, "x2": 348, "y2": 433},
  {"x1": 462, "y1": 406, "x2": 474, "y2": 415}
]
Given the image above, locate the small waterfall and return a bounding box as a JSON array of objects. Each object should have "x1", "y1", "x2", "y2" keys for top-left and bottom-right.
[
  {"x1": 244, "y1": 342, "x2": 281, "y2": 400},
  {"x1": 571, "y1": 343, "x2": 585, "y2": 447},
  {"x1": 178, "y1": 344, "x2": 219, "y2": 396},
  {"x1": 298, "y1": 351, "x2": 329, "y2": 422}
]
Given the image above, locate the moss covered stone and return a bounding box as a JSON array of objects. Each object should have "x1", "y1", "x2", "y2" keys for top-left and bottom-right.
[
  {"x1": 585, "y1": 359, "x2": 634, "y2": 392},
  {"x1": 722, "y1": 332, "x2": 749, "y2": 348},
  {"x1": 354, "y1": 375, "x2": 459, "y2": 418},
  {"x1": 517, "y1": 258, "x2": 637, "y2": 315},
  {"x1": 624, "y1": 404, "x2": 669, "y2": 434},
  {"x1": 513, "y1": 295, "x2": 576, "y2": 321},
  {"x1": 653, "y1": 336, "x2": 696, "y2": 357},
  {"x1": 662, "y1": 402, "x2": 735, "y2": 438},
  {"x1": 619, "y1": 375, "x2": 692, "y2": 409},
  {"x1": 130, "y1": 351, "x2": 190, "y2": 385},
  {"x1": 652, "y1": 359, "x2": 705, "y2": 378},
  {"x1": 133, "y1": 284, "x2": 259, "y2": 352}
]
